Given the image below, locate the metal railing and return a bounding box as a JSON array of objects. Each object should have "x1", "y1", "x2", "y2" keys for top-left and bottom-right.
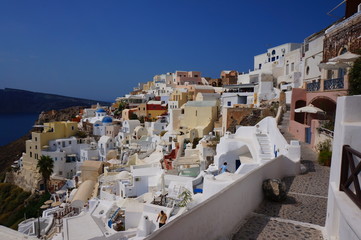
[
  {"x1": 340, "y1": 145, "x2": 361, "y2": 209},
  {"x1": 306, "y1": 81, "x2": 320, "y2": 91},
  {"x1": 324, "y1": 77, "x2": 344, "y2": 90}
]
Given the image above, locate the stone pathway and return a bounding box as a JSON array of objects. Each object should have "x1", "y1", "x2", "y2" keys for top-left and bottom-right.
[{"x1": 232, "y1": 110, "x2": 330, "y2": 240}]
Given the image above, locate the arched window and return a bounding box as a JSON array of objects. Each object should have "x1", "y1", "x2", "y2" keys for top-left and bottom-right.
[
  {"x1": 339, "y1": 47, "x2": 347, "y2": 55},
  {"x1": 272, "y1": 50, "x2": 276, "y2": 55}
]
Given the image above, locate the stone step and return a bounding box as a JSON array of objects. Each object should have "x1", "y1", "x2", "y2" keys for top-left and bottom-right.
[
  {"x1": 256, "y1": 134, "x2": 268, "y2": 137},
  {"x1": 232, "y1": 214, "x2": 325, "y2": 240}
]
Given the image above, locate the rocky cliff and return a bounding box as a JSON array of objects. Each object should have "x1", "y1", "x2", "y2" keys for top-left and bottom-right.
[{"x1": 0, "y1": 88, "x2": 110, "y2": 114}]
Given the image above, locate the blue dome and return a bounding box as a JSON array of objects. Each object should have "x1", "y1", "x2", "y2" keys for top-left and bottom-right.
[
  {"x1": 102, "y1": 117, "x2": 113, "y2": 123},
  {"x1": 96, "y1": 108, "x2": 106, "y2": 113}
]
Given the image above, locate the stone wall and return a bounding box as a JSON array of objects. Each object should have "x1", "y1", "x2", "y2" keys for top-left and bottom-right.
[{"x1": 323, "y1": 14, "x2": 361, "y2": 62}]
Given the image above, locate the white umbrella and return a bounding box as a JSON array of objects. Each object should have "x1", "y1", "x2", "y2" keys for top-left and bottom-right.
[
  {"x1": 318, "y1": 62, "x2": 349, "y2": 70},
  {"x1": 329, "y1": 51, "x2": 360, "y2": 63},
  {"x1": 295, "y1": 104, "x2": 325, "y2": 114}
]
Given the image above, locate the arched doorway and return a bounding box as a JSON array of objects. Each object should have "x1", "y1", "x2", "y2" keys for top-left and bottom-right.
[
  {"x1": 309, "y1": 96, "x2": 337, "y2": 129},
  {"x1": 294, "y1": 100, "x2": 306, "y2": 124}
]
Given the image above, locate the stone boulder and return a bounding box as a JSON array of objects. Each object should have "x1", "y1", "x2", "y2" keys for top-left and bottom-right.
[{"x1": 262, "y1": 178, "x2": 287, "y2": 202}]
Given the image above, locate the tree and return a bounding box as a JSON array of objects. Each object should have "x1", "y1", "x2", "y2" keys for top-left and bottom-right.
[
  {"x1": 178, "y1": 188, "x2": 193, "y2": 207},
  {"x1": 348, "y1": 56, "x2": 361, "y2": 95},
  {"x1": 36, "y1": 155, "x2": 54, "y2": 192}
]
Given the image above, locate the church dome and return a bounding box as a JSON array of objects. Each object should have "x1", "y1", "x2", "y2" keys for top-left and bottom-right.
[
  {"x1": 102, "y1": 117, "x2": 113, "y2": 123},
  {"x1": 96, "y1": 108, "x2": 106, "y2": 113}
]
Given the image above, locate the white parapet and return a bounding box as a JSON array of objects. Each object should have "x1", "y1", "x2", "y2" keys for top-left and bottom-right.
[{"x1": 325, "y1": 95, "x2": 361, "y2": 240}]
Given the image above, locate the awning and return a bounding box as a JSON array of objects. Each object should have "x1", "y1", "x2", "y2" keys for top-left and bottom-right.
[
  {"x1": 51, "y1": 201, "x2": 62, "y2": 207},
  {"x1": 44, "y1": 199, "x2": 54, "y2": 205},
  {"x1": 318, "y1": 62, "x2": 349, "y2": 70},
  {"x1": 329, "y1": 51, "x2": 360, "y2": 63},
  {"x1": 295, "y1": 104, "x2": 325, "y2": 114}
]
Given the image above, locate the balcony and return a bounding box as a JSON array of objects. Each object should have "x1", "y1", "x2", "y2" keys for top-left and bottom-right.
[
  {"x1": 340, "y1": 145, "x2": 361, "y2": 209},
  {"x1": 306, "y1": 77, "x2": 346, "y2": 92},
  {"x1": 306, "y1": 81, "x2": 320, "y2": 92},
  {"x1": 324, "y1": 77, "x2": 344, "y2": 90}
]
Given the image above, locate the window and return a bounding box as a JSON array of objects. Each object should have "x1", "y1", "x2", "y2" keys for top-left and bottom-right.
[
  {"x1": 69, "y1": 141, "x2": 71, "y2": 144},
  {"x1": 291, "y1": 63, "x2": 294, "y2": 72},
  {"x1": 30, "y1": 152, "x2": 32, "y2": 158},
  {"x1": 195, "y1": 110, "x2": 197, "y2": 116},
  {"x1": 55, "y1": 157, "x2": 57, "y2": 161},
  {"x1": 227, "y1": 101, "x2": 231, "y2": 106},
  {"x1": 306, "y1": 66, "x2": 310, "y2": 75},
  {"x1": 271, "y1": 57, "x2": 275, "y2": 61},
  {"x1": 35, "y1": 137, "x2": 37, "y2": 141},
  {"x1": 35, "y1": 145, "x2": 37, "y2": 149},
  {"x1": 72, "y1": 126, "x2": 74, "y2": 130},
  {"x1": 268, "y1": 58, "x2": 270, "y2": 62},
  {"x1": 340, "y1": 47, "x2": 347, "y2": 55},
  {"x1": 271, "y1": 50, "x2": 276, "y2": 55},
  {"x1": 327, "y1": 70, "x2": 333, "y2": 79},
  {"x1": 305, "y1": 43, "x2": 309, "y2": 52},
  {"x1": 259, "y1": 64, "x2": 262, "y2": 69},
  {"x1": 59, "y1": 171, "x2": 63, "y2": 176},
  {"x1": 194, "y1": 75, "x2": 198, "y2": 77},
  {"x1": 276, "y1": 56, "x2": 279, "y2": 59},
  {"x1": 286, "y1": 64, "x2": 289, "y2": 75}
]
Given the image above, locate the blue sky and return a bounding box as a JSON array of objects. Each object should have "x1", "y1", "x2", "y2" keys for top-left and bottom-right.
[{"x1": 0, "y1": 0, "x2": 345, "y2": 102}]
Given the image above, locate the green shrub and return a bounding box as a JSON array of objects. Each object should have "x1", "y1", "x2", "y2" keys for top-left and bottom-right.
[
  {"x1": 318, "y1": 151, "x2": 332, "y2": 166},
  {"x1": 349, "y1": 56, "x2": 361, "y2": 96},
  {"x1": 317, "y1": 139, "x2": 332, "y2": 166}
]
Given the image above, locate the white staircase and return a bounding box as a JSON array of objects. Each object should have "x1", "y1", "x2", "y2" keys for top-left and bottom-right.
[{"x1": 256, "y1": 134, "x2": 273, "y2": 161}]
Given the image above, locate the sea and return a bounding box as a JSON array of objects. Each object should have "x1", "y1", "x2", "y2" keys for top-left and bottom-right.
[{"x1": 0, "y1": 113, "x2": 39, "y2": 146}]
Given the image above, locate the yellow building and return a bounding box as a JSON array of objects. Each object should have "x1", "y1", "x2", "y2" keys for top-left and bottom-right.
[
  {"x1": 16, "y1": 121, "x2": 78, "y2": 192},
  {"x1": 146, "y1": 100, "x2": 167, "y2": 120},
  {"x1": 169, "y1": 88, "x2": 188, "y2": 108},
  {"x1": 142, "y1": 81, "x2": 155, "y2": 91},
  {"x1": 180, "y1": 101, "x2": 219, "y2": 140}
]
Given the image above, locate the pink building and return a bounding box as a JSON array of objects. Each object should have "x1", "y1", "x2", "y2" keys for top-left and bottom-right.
[
  {"x1": 289, "y1": 1, "x2": 361, "y2": 148},
  {"x1": 175, "y1": 71, "x2": 202, "y2": 85}
]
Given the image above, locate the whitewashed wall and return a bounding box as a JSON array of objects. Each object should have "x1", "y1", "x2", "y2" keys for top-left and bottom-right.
[
  {"x1": 146, "y1": 155, "x2": 299, "y2": 240},
  {"x1": 326, "y1": 95, "x2": 361, "y2": 240}
]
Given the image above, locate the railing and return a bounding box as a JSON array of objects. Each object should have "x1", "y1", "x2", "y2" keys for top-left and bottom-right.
[
  {"x1": 307, "y1": 81, "x2": 320, "y2": 91},
  {"x1": 324, "y1": 77, "x2": 344, "y2": 90},
  {"x1": 340, "y1": 145, "x2": 361, "y2": 209}
]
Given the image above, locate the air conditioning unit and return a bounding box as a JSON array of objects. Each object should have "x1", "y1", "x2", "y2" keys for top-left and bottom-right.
[{"x1": 267, "y1": 53, "x2": 271, "y2": 57}]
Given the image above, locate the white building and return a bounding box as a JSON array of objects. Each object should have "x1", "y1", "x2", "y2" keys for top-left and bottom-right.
[
  {"x1": 221, "y1": 84, "x2": 255, "y2": 107},
  {"x1": 254, "y1": 43, "x2": 302, "y2": 71},
  {"x1": 42, "y1": 137, "x2": 95, "y2": 179},
  {"x1": 93, "y1": 116, "x2": 114, "y2": 136},
  {"x1": 118, "y1": 164, "x2": 163, "y2": 198},
  {"x1": 144, "y1": 119, "x2": 168, "y2": 136},
  {"x1": 302, "y1": 31, "x2": 324, "y2": 84},
  {"x1": 80, "y1": 142, "x2": 99, "y2": 162},
  {"x1": 98, "y1": 136, "x2": 117, "y2": 161},
  {"x1": 117, "y1": 120, "x2": 141, "y2": 145}
]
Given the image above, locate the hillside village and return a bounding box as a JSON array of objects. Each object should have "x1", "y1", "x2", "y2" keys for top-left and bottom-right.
[{"x1": 1, "y1": 2, "x2": 361, "y2": 240}]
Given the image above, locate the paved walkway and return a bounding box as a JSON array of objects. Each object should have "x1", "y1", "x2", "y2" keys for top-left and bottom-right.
[{"x1": 232, "y1": 111, "x2": 330, "y2": 240}]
